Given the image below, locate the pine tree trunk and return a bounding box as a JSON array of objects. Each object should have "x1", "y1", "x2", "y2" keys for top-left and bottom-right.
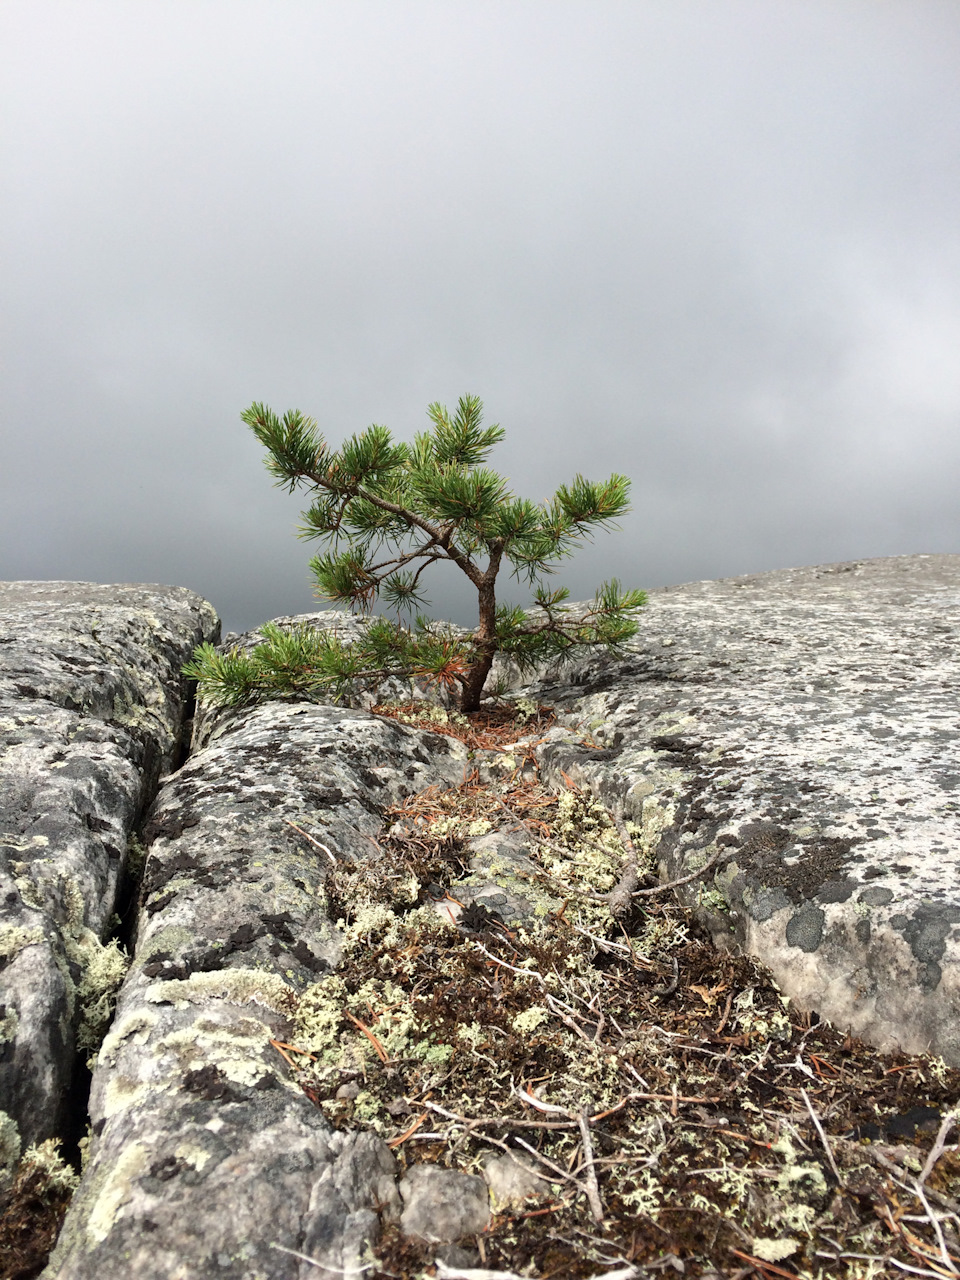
[
  {"x1": 458, "y1": 569, "x2": 499, "y2": 714},
  {"x1": 459, "y1": 647, "x2": 495, "y2": 714}
]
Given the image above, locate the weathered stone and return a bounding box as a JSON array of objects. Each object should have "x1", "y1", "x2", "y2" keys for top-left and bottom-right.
[
  {"x1": 528, "y1": 555, "x2": 960, "y2": 1063},
  {"x1": 398, "y1": 1163, "x2": 490, "y2": 1244},
  {"x1": 45, "y1": 694, "x2": 470, "y2": 1278},
  {"x1": 481, "y1": 1151, "x2": 547, "y2": 1208},
  {"x1": 0, "y1": 582, "x2": 218, "y2": 1152},
  {"x1": 434, "y1": 831, "x2": 561, "y2": 930}
]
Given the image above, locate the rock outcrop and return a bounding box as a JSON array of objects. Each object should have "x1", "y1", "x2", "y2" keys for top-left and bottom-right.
[
  {"x1": 45, "y1": 700, "x2": 473, "y2": 1278},
  {"x1": 4, "y1": 558, "x2": 960, "y2": 1278},
  {"x1": 534, "y1": 554, "x2": 960, "y2": 1063},
  {"x1": 0, "y1": 583, "x2": 218, "y2": 1168}
]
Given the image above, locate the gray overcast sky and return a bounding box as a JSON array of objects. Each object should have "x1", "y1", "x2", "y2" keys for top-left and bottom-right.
[{"x1": 3, "y1": 1, "x2": 959, "y2": 634}]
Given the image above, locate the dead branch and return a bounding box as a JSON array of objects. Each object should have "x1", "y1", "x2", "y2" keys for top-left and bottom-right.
[
  {"x1": 919, "y1": 1108, "x2": 959, "y2": 1186},
  {"x1": 577, "y1": 1107, "x2": 605, "y2": 1223}
]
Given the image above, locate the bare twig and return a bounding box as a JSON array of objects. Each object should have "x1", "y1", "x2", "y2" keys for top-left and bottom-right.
[
  {"x1": 631, "y1": 845, "x2": 726, "y2": 897},
  {"x1": 511, "y1": 1134, "x2": 586, "y2": 1186},
  {"x1": 919, "y1": 1109, "x2": 959, "y2": 1186},
  {"x1": 285, "y1": 819, "x2": 337, "y2": 864},
  {"x1": 577, "y1": 1107, "x2": 605, "y2": 1222},
  {"x1": 605, "y1": 803, "x2": 638, "y2": 917},
  {"x1": 801, "y1": 1087, "x2": 843, "y2": 1185},
  {"x1": 912, "y1": 1178, "x2": 960, "y2": 1275},
  {"x1": 411, "y1": 1095, "x2": 578, "y2": 1132},
  {"x1": 269, "y1": 1241, "x2": 374, "y2": 1273},
  {"x1": 434, "y1": 1265, "x2": 528, "y2": 1280},
  {"x1": 515, "y1": 1087, "x2": 569, "y2": 1115},
  {"x1": 387, "y1": 1111, "x2": 428, "y2": 1148},
  {"x1": 815, "y1": 1251, "x2": 955, "y2": 1279}
]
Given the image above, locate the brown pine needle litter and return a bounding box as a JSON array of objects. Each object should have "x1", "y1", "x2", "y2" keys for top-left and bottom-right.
[{"x1": 274, "y1": 712, "x2": 960, "y2": 1280}]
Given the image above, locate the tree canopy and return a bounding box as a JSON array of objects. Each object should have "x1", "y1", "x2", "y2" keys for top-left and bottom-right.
[{"x1": 185, "y1": 395, "x2": 646, "y2": 713}]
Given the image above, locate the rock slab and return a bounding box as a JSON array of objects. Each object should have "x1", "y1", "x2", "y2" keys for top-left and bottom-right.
[
  {"x1": 0, "y1": 582, "x2": 218, "y2": 1158},
  {"x1": 532, "y1": 555, "x2": 960, "y2": 1063},
  {"x1": 45, "y1": 696, "x2": 472, "y2": 1278}
]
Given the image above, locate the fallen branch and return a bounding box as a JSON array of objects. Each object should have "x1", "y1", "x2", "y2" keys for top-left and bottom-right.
[
  {"x1": 605, "y1": 803, "x2": 638, "y2": 917},
  {"x1": 631, "y1": 845, "x2": 726, "y2": 897},
  {"x1": 801, "y1": 1087, "x2": 843, "y2": 1186},
  {"x1": 919, "y1": 1108, "x2": 959, "y2": 1187},
  {"x1": 577, "y1": 1106, "x2": 605, "y2": 1223},
  {"x1": 285, "y1": 819, "x2": 337, "y2": 864}
]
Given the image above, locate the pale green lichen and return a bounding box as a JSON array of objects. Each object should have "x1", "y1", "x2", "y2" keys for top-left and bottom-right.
[
  {"x1": 98, "y1": 1009, "x2": 159, "y2": 1067},
  {"x1": 173, "y1": 1141, "x2": 213, "y2": 1172},
  {"x1": 511, "y1": 1006, "x2": 550, "y2": 1034},
  {"x1": 0, "y1": 923, "x2": 45, "y2": 960},
  {"x1": 11, "y1": 872, "x2": 45, "y2": 910},
  {"x1": 752, "y1": 1237, "x2": 800, "y2": 1263},
  {"x1": 101, "y1": 1073, "x2": 153, "y2": 1121},
  {"x1": 76, "y1": 937, "x2": 130, "y2": 1054},
  {"x1": 381, "y1": 701, "x2": 470, "y2": 730},
  {"x1": 125, "y1": 834, "x2": 147, "y2": 880},
  {"x1": 146, "y1": 968, "x2": 299, "y2": 1016},
  {"x1": 0, "y1": 1005, "x2": 18, "y2": 1046},
  {"x1": 157, "y1": 1015, "x2": 281, "y2": 1088},
  {"x1": 734, "y1": 987, "x2": 792, "y2": 1043},
  {"x1": 0, "y1": 832, "x2": 50, "y2": 850},
  {"x1": 140, "y1": 925, "x2": 195, "y2": 964},
  {"x1": 86, "y1": 1140, "x2": 149, "y2": 1243},
  {"x1": 0, "y1": 1110, "x2": 21, "y2": 1185},
  {"x1": 19, "y1": 1138, "x2": 80, "y2": 1196}
]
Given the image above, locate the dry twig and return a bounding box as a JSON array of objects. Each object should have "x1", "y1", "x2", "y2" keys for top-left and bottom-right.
[
  {"x1": 800, "y1": 1087, "x2": 843, "y2": 1186},
  {"x1": 577, "y1": 1107, "x2": 606, "y2": 1223},
  {"x1": 919, "y1": 1109, "x2": 959, "y2": 1187}
]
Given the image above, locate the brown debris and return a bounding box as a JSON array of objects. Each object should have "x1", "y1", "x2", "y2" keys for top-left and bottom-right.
[
  {"x1": 0, "y1": 1156, "x2": 76, "y2": 1280},
  {"x1": 288, "y1": 763, "x2": 960, "y2": 1279}
]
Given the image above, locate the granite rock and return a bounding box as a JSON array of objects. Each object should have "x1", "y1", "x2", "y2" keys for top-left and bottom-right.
[
  {"x1": 528, "y1": 554, "x2": 960, "y2": 1063},
  {"x1": 398, "y1": 1163, "x2": 490, "y2": 1244},
  {"x1": 0, "y1": 582, "x2": 218, "y2": 1154},
  {"x1": 44, "y1": 695, "x2": 471, "y2": 1278}
]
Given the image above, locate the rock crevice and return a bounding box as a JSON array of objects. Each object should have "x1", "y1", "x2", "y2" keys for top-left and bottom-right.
[{"x1": 0, "y1": 582, "x2": 218, "y2": 1165}]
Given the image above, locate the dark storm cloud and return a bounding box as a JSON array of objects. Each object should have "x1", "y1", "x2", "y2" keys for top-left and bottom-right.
[{"x1": 2, "y1": 1, "x2": 959, "y2": 631}]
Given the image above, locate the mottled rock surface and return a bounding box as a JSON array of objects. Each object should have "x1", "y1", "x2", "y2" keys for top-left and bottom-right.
[
  {"x1": 40, "y1": 555, "x2": 960, "y2": 1276},
  {"x1": 398, "y1": 1164, "x2": 490, "y2": 1243},
  {"x1": 45, "y1": 698, "x2": 473, "y2": 1278},
  {"x1": 529, "y1": 554, "x2": 960, "y2": 1063},
  {"x1": 0, "y1": 582, "x2": 218, "y2": 1157}
]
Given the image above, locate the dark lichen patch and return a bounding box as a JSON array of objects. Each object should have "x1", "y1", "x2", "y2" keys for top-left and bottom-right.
[
  {"x1": 889, "y1": 905, "x2": 960, "y2": 991},
  {"x1": 736, "y1": 825, "x2": 859, "y2": 904},
  {"x1": 816, "y1": 878, "x2": 858, "y2": 903},
  {"x1": 785, "y1": 903, "x2": 826, "y2": 951},
  {"x1": 140, "y1": 810, "x2": 201, "y2": 844},
  {"x1": 182, "y1": 1064, "x2": 244, "y2": 1104}
]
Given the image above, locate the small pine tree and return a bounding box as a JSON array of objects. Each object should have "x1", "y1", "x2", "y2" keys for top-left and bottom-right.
[{"x1": 185, "y1": 395, "x2": 646, "y2": 714}]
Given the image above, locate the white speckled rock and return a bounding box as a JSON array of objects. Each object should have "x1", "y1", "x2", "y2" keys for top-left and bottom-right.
[
  {"x1": 530, "y1": 555, "x2": 960, "y2": 1064},
  {"x1": 45, "y1": 696, "x2": 470, "y2": 1279},
  {"x1": 0, "y1": 582, "x2": 218, "y2": 1155}
]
